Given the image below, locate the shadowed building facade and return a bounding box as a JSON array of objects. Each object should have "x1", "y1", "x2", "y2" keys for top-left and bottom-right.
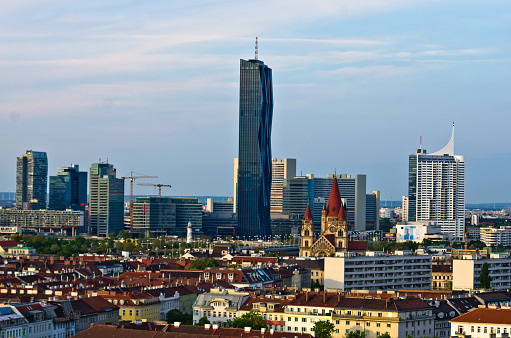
[{"x1": 236, "y1": 58, "x2": 273, "y2": 237}]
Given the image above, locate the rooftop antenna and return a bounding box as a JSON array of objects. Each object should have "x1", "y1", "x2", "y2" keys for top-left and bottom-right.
[
  {"x1": 420, "y1": 136, "x2": 422, "y2": 149},
  {"x1": 255, "y1": 37, "x2": 258, "y2": 60}
]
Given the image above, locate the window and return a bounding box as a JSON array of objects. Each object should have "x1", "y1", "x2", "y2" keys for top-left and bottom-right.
[
  {"x1": 129, "y1": 310, "x2": 132, "y2": 316},
  {"x1": 295, "y1": 317, "x2": 298, "y2": 322},
  {"x1": 471, "y1": 326, "x2": 474, "y2": 333},
  {"x1": 477, "y1": 327, "x2": 480, "y2": 333},
  {"x1": 336, "y1": 320, "x2": 340, "y2": 324},
  {"x1": 376, "y1": 322, "x2": 381, "y2": 327},
  {"x1": 136, "y1": 310, "x2": 139, "y2": 316},
  {"x1": 376, "y1": 332, "x2": 380, "y2": 337},
  {"x1": 336, "y1": 330, "x2": 339, "y2": 334},
  {"x1": 484, "y1": 327, "x2": 487, "y2": 333},
  {"x1": 302, "y1": 318, "x2": 307, "y2": 322},
  {"x1": 366, "y1": 322, "x2": 370, "y2": 327},
  {"x1": 346, "y1": 321, "x2": 350, "y2": 325},
  {"x1": 378, "y1": 312, "x2": 382, "y2": 317},
  {"x1": 387, "y1": 323, "x2": 391, "y2": 328}
]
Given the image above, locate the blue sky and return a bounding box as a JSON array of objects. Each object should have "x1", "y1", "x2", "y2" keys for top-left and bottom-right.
[{"x1": 0, "y1": 0, "x2": 510, "y2": 203}]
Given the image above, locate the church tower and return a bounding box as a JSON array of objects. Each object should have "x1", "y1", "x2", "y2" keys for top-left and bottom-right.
[{"x1": 299, "y1": 205, "x2": 314, "y2": 257}]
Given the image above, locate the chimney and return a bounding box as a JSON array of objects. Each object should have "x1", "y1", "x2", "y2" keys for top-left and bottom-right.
[
  {"x1": 174, "y1": 322, "x2": 181, "y2": 327},
  {"x1": 270, "y1": 329, "x2": 275, "y2": 335},
  {"x1": 323, "y1": 292, "x2": 326, "y2": 303},
  {"x1": 212, "y1": 324, "x2": 219, "y2": 330},
  {"x1": 244, "y1": 327, "x2": 251, "y2": 333},
  {"x1": 306, "y1": 291, "x2": 308, "y2": 302},
  {"x1": 261, "y1": 328, "x2": 266, "y2": 334},
  {"x1": 205, "y1": 324, "x2": 211, "y2": 330}
]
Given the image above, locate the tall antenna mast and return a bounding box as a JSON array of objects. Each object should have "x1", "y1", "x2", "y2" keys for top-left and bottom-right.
[
  {"x1": 255, "y1": 37, "x2": 258, "y2": 60},
  {"x1": 420, "y1": 136, "x2": 422, "y2": 149}
]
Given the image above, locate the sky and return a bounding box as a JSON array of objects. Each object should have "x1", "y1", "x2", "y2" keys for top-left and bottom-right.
[{"x1": 0, "y1": 0, "x2": 510, "y2": 204}]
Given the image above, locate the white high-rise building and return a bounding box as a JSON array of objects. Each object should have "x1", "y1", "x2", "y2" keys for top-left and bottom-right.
[
  {"x1": 407, "y1": 125, "x2": 465, "y2": 240},
  {"x1": 270, "y1": 158, "x2": 296, "y2": 213}
]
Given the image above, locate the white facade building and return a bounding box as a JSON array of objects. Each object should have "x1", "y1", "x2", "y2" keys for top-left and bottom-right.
[
  {"x1": 406, "y1": 125, "x2": 465, "y2": 240},
  {"x1": 192, "y1": 288, "x2": 249, "y2": 326},
  {"x1": 395, "y1": 221, "x2": 444, "y2": 243},
  {"x1": 480, "y1": 226, "x2": 511, "y2": 247},
  {"x1": 324, "y1": 252, "x2": 432, "y2": 292},
  {"x1": 452, "y1": 254, "x2": 511, "y2": 291}
]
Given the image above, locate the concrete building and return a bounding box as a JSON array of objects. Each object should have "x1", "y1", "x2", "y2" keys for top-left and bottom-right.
[
  {"x1": 402, "y1": 196, "x2": 409, "y2": 222},
  {"x1": 0, "y1": 209, "x2": 83, "y2": 236},
  {"x1": 16, "y1": 150, "x2": 48, "y2": 210},
  {"x1": 480, "y1": 226, "x2": 511, "y2": 247},
  {"x1": 324, "y1": 251, "x2": 432, "y2": 292},
  {"x1": 202, "y1": 198, "x2": 236, "y2": 237},
  {"x1": 453, "y1": 254, "x2": 511, "y2": 291},
  {"x1": 235, "y1": 58, "x2": 273, "y2": 238},
  {"x1": 406, "y1": 125, "x2": 465, "y2": 240},
  {"x1": 432, "y1": 264, "x2": 453, "y2": 290},
  {"x1": 271, "y1": 158, "x2": 296, "y2": 213},
  {"x1": 88, "y1": 162, "x2": 124, "y2": 237}
]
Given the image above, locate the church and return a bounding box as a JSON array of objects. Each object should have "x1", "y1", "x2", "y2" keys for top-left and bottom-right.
[{"x1": 299, "y1": 177, "x2": 361, "y2": 257}]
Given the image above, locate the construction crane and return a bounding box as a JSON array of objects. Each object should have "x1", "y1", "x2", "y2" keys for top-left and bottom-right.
[
  {"x1": 137, "y1": 183, "x2": 172, "y2": 197},
  {"x1": 121, "y1": 171, "x2": 158, "y2": 232}
]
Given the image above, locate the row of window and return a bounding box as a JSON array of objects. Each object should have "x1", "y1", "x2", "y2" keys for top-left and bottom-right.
[
  {"x1": 122, "y1": 307, "x2": 158, "y2": 317},
  {"x1": 467, "y1": 325, "x2": 509, "y2": 334}
]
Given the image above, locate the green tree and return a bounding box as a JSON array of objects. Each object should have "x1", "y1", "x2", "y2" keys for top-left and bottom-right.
[
  {"x1": 166, "y1": 309, "x2": 193, "y2": 325},
  {"x1": 311, "y1": 280, "x2": 324, "y2": 291},
  {"x1": 344, "y1": 330, "x2": 366, "y2": 338},
  {"x1": 118, "y1": 231, "x2": 131, "y2": 240},
  {"x1": 50, "y1": 244, "x2": 60, "y2": 254},
  {"x1": 195, "y1": 316, "x2": 210, "y2": 326},
  {"x1": 312, "y1": 320, "x2": 335, "y2": 338},
  {"x1": 109, "y1": 232, "x2": 117, "y2": 239},
  {"x1": 224, "y1": 312, "x2": 267, "y2": 330},
  {"x1": 377, "y1": 332, "x2": 391, "y2": 338},
  {"x1": 478, "y1": 262, "x2": 492, "y2": 289},
  {"x1": 188, "y1": 258, "x2": 220, "y2": 270}
]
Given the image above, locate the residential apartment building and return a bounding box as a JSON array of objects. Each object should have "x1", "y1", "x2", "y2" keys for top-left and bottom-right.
[
  {"x1": 238, "y1": 295, "x2": 291, "y2": 332},
  {"x1": 0, "y1": 305, "x2": 28, "y2": 338},
  {"x1": 480, "y1": 226, "x2": 511, "y2": 247},
  {"x1": 0, "y1": 209, "x2": 83, "y2": 236},
  {"x1": 453, "y1": 254, "x2": 511, "y2": 291},
  {"x1": 432, "y1": 264, "x2": 452, "y2": 290},
  {"x1": 333, "y1": 297, "x2": 434, "y2": 338},
  {"x1": 406, "y1": 126, "x2": 465, "y2": 240},
  {"x1": 284, "y1": 292, "x2": 338, "y2": 334},
  {"x1": 324, "y1": 252, "x2": 432, "y2": 292},
  {"x1": 192, "y1": 288, "x2": 250, "y2": 326},
  {"x1": 450, "y1": 307, "x2": 511, "y2": 338}
]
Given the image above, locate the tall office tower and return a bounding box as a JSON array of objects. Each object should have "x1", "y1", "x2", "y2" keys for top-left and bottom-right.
[
  {"x1": 407, "y1": 125, "x2": 465, "y2": 240},
  {"x1": 16, "y1": 150, "x2": 48, "y2": 210},
  {"x1": 271, "y1": 158, "x2": 296, "y2": 213},
  {"x1": 402, "y1": 196, "x2": 409, "y2": 222},
  {"x1": 236, "y1": 58, "x2": 273, "y2": 237},
  {"x1": 89, "y1": 163, "x2": 124, "y2": 237},
  {"x1": 49, "y1": 165, "x2": 87, "y2": 210},
  {"x1": 310, "y1": 174, "x2": 377, "y2": 232}
]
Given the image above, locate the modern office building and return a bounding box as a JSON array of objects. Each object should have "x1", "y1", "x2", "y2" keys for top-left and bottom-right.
[
  {"x1": 16, "y1": 150, "x2": 48, "y2": 210},
  {"x1": 133, "y1": 197, "x2": 202, "y2": 237},
  {"x1": 479, "y1": 226, "x2": 511, "y2": 247},
  {"x1": 235, "y1": 58, "x2": 273, "y2": 237},
  {"x1": 88, "y1": 163, "x2": 124, "y2": 237},
  {"x1": 49, "y1": 164, "x2": 87, "y2": 212},
  {"x1": 279, "y1": 173, "x2": 380, "y2": 233},
  {"x1": 406, "y1": 125, "x2": 465, "y2": 240},
  {"x1": 270, "y1": 158, "x2": 296, "y2": 213}
]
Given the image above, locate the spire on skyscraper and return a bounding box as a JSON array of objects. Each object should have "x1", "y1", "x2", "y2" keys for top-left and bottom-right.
[{"x1": 431, "y1": 123, "x2": 455, "y2": 156}]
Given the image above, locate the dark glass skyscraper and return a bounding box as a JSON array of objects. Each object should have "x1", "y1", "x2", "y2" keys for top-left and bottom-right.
[
  {"x1": 49, "y1": 164, "x2": 87, "y2": 213},
  {"x1": 236, "y1": 58, "x2": 273, "y2": 237},
  {"x1": 16, "y1": 150, "x2": 48, "y2": 210}
]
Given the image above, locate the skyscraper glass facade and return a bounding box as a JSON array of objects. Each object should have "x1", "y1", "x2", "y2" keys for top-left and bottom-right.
[
  {"x1": 237, "y1": 59, "x2": 273, "y2": 237},
  {"x1": 16, "y1": 150, "x2": 48, "y2": 210},
  {"x1": 49, "y1": 164, "x2": 87, "y2": 211}
]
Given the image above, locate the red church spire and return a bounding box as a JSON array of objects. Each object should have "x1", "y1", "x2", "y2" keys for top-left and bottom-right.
[
  {"x1": 304, "y1": 204, "x2": 313, "y2": 221},
  {"x1": 326, "y1": 178, "x2": 342, "y2": 217},
  {"x1": 338, "y1": 201, "x2": 347, "y2": 221}
]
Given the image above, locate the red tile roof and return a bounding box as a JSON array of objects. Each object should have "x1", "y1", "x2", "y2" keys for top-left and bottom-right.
[
  {"x1": 451, "y1": 308, "x2": 511, "y2": 325},
  {"x1": 304, "y1": 205, "x2": 313, "y2": 221}
]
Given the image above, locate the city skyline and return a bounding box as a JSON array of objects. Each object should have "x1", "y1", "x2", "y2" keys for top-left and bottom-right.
[{"x1": 0, "y1": 1, "x2": 510, "y2": 203}]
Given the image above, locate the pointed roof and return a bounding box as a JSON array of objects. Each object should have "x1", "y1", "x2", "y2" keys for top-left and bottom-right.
[
  {"x1": 338, "y1": 202, "x2": 346, "y2": 221},
  {"x1": 431, "y1": 122, "x2": 454, "y2": 156},
  {"x1": 304, "y1": 204, "x2": 313, "y2": 221},
  {"x1": 326, "y1": 178, "x2": 342, "y2": 217}
]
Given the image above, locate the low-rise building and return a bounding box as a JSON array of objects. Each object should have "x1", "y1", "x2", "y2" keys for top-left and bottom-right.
[
  {"x1": 324, "y1": 252, "x2": 432, "y2": 292},
  {"x1": 432, "y1": 264, "x2": 452, "y2": 290},
  {"x1": 144, "y1": 286, "x2": 180, "y2": 321},
  {"x1": 0, "y1": 209, "x2": 83, "y2": 236},
  {"x1": 284, "y1": 292, "x2": 338, "y2": 335},
  {"x1": 450, "y1": 307, "x2": 511, "y2": 338},
  {"x1": 8, "y1": 244, "x2": 37, "y2": 257},
  {"x1": 333, "y1": 296, "x2": 434, "y2": 338},
  {"x1": 238, "y1": 295, "x2": 291, "y2": 332},
  {"x1": 15, "y1": 303, "x2": 53, "y2": 338},
  {"x1": 192, "y1": 288, "x2": 249, "y2": 326}
]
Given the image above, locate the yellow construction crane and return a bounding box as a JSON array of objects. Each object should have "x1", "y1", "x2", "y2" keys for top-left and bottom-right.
[
  {"x1": 137, "y1": 183, "x2": 172, "y2": 197},
  {"x1": 121, "y1": 171, "x2": 157, "y2": 232}
]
